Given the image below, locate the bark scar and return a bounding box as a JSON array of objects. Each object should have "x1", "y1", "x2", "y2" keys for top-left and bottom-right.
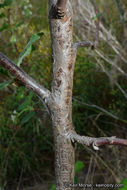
[
  {"x1": 49, "y1": 0, "x2": 67, "y2": 19},
  {"x1": 49, "y1": 5, "x2": 66, "y2": 19}
]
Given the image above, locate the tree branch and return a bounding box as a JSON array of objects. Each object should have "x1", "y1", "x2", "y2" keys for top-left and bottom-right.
[
  {"x1": 0, "y1": 52, "x2": 51, "y2": 105},
  {"x1": 65, "y1": 131, "x2": 127, "y2": 149},
  {"x1": 74, "y1": 41, "x2": 96, "y2": 51}
]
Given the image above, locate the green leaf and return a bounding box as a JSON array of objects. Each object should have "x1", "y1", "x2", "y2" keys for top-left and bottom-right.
[
  {"x1": 5, "y1": 0, "x2": 13, "y2": 6},
  {"x1": 0, "y1": 13, "x2": 5, "y2": 18},
  {"x1": 119, "y1": 179, "x2": 127, "y2": 190},
  {"x1": 0, "y1": 80, "x2": 11, "y2": 90},
  {"x1": 10, "y1": 35, "x2": 16, "y2": 44},
  {"x1": 21, "y1": 111, "x2": 35, "y2": 124},
  {"x1": 0, "y1": 67, "x2": 9, "y2": 75},
  {"x1": 17, "y1": 32, "x2": 44, "y2": 67},
  {"x1": 51, "y1": 184, "x2": 56, "y2": 190},
  {"x1": 17, "y1": 93, "x2": 34, "y2": 111},
  {"x1": 0, "y1": 23, "x2": 10, "y2": 32},
  {"x1": 74, "y1": 161, "x2": 84, "y2": 173},
  {"x1": 15, "y1": 21, "x2": 24, "y2": 28},
  {"x1": 0, "y1": 0, "x2": 13, "y2": 8}
]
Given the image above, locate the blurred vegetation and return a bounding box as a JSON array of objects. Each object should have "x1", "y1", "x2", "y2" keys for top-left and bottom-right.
[{"x1": 0, "y1": 0, "x2": 127, "y2": 189}]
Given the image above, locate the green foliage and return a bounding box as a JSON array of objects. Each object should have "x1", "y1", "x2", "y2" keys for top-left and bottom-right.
[
  {"x1": 119, "y1": 179, "x2": 127, "y2": 190},
  {"x1": 74, "y1": 160, "x2": 84, "y2": 183},
  {"x1": 0, "y1": 80, "x2": 12, "y2": 90},
  {"x1": 74, "y1": 160, "x2": 85, "y2": 173},
  {"x1": 0, "y1": 23, "x2": 10, "y2": 32},
  {"x1": 0, "y1": 13, "x2": 5, "y2": 18},
  {"x1": 17, "y1": 32, "x2": 44, "y2": 66},
  {"x1": 73, "y1": 48, "x2": 127, "y2": 134},
  {"x1": 0, "y1": 0, "x2": 13, "y2": 8},
  {"x1": 0, "y1": 86, "x2": 53, "y2": 187},
  {"x1": 51, "y1": 184, "x2": 56, "y2": 190}
]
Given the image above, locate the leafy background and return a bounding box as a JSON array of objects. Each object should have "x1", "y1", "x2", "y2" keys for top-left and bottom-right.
[{"x1": 0, "y1": 0, "x2": 127, "y2": 189}]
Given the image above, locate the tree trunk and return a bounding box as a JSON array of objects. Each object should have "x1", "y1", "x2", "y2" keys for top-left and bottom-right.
[
  {"x1": 49, "y1": 0, "x2": 75, "y2": 189},
  {"x1": 1, "y1": 1, "x2": 127, "y2": 189}
]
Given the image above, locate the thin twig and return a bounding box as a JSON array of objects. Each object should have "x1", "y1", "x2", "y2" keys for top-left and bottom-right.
[
  {"x1": 90, "y1": 154, "x2": 96, "y2": 185},
  {"x1": 97, "y1": 58, "x2": 127, "y2": 99},
  {"x1": 84, "y1": 156, "x2": 93, "y2": 185},
  {"x1": 91, "y1": 0, "x2": 100, "y2": 44},
  {"x1": 73, "y1": 97, "x2": 119, "y2": 120},
  {"x1": 73, "y1": 0, "x2": 100, "y2": 52},
  {"x1": 84, "y1": 146, "x2": 120, "y2": 183},
  {"x1": 95, "y1": 49, "x2": 127, "y2": 76}
]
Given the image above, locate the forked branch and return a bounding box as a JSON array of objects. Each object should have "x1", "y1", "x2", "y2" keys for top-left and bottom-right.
[{"x1": 0, "y1": 52, "x2": 51, "y2": 104}]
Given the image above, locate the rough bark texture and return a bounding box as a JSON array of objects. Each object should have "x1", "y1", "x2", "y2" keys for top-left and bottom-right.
[{"x1": 49, "y1": 0, "x2": 75, "y2": 189}]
